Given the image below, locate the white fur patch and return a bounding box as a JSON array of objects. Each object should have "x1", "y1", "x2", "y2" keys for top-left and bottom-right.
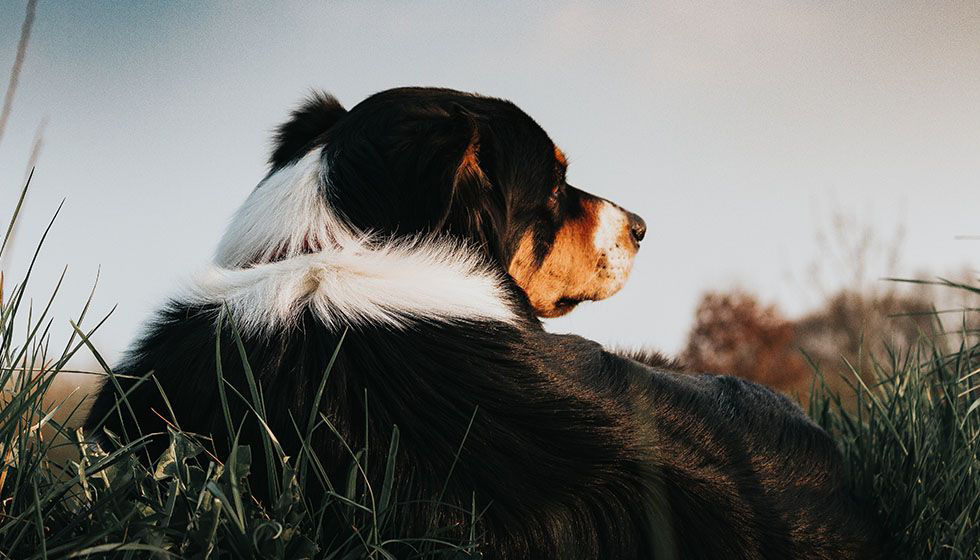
[
  {"x1": 214, "y1": 151, "x2": 349, "y2": 268},
  {"x1": 185, "y1": 239, "x2": 517, "y2": 332},
  {"x1": 593, "y1": 201, "x2": 628, "y2": 254},
  {"x1": 198, "y1": 150, "x2": 517, "y2": 332},
  {"x1": 592, "y1": 201, "x2": 634, "y2": 299}
]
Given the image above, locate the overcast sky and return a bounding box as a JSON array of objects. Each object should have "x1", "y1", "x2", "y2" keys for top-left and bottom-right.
[{"x1": 1, "y1": 1, "x2": 978, "y2": 365}]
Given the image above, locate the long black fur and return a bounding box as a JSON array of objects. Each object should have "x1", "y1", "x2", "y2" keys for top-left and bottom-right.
[
  {"x1": 86, "y1": 87, "x2": 881, "y2": 559},
  {"x1": 269, "y1": 90, "x2": 347, "y2": 171}
]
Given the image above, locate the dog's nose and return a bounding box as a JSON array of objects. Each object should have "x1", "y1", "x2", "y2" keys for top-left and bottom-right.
[{"x1": 628, "y1": 213, "x2": 646, "y2": 244}]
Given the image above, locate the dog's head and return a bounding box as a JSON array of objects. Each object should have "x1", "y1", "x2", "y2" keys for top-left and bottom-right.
[{"x1": 261, "y1": 87, "x2": 646, "y2": 318}]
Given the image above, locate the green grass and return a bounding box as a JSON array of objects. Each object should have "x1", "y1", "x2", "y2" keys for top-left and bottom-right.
[
  {"x1": 809, "y1": 285, "x2": 980, "y2": 559},
  {"x1": 0, "y1": 177, "x2": 977, "y2": 558}
]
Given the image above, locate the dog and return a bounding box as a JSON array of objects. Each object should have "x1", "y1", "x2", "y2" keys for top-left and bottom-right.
[{"x1": 84, "y1": 87, "x2": 880, "y2": 559}]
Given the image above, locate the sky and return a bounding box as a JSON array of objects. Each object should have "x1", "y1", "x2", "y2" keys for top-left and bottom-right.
[{"x1": 1, "y1": 1, "x2": 978, "y2": 365}]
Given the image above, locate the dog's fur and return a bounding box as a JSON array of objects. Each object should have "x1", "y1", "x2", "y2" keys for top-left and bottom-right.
[{"x1": 85, "y1": 88, "x2": 880, "y2": 559}]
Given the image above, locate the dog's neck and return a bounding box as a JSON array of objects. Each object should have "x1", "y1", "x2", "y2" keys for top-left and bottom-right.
[{"x1": 201, "y1": 150, "x2": 520, "y2": 334}]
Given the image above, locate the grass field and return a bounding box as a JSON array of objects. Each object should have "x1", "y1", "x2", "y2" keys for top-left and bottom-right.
[{"x1": 0, "y1": 180, "x2": 978, "y2": 559}]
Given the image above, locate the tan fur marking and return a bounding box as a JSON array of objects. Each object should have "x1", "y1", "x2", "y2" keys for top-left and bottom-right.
[
  {"x1": 455, "y1": 135, "x2": 487, "y2": 188},
  {"x1": 554, "y1": 146, "x2": 568, "y2": 168},
  {"x1": 509, "y1": 197, "x2": 608, "y2": 317}
]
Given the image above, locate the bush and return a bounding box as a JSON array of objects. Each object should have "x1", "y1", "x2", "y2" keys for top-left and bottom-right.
[{"x1": 682, "y1": 290, "x2": 812, "y2": 390}]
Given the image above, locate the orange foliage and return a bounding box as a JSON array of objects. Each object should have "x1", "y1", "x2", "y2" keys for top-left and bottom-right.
[
  {"x1": 682, "y1": 291, "x2": 810, "y2": 391},
  {"x1": 680, "y1": 286, "x2": 949, "y2": 399}
]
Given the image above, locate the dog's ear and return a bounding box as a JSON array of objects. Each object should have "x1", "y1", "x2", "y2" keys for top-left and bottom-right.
[
  {"x1": 326, "y1": 103, "x2": 502, "y2": 251},
  {"x1": 434, "y1": 108, "x2": 509, "y2": 259},
  {"x1": 417, "y1": 105, "x2": 495, "y2": 233},
  {"x1": 269, "y1": 91, "x2": 347, "y2": 170}
]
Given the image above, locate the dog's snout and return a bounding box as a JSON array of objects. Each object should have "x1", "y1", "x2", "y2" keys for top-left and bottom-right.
[{"x1": 627, "y1": 213, "x2": 646, "y2": 244}]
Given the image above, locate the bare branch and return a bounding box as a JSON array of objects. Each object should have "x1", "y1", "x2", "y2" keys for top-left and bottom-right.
[{"x1": 0, "y1": 0, "x2": 38, "y2": 149}]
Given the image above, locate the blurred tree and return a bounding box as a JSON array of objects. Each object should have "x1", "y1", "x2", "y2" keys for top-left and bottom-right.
[
  {"x1": 792, "y1": 289, "x2": 934, "y2": 383},
  {"x1": 680, "y1": 207, "x2": 979, "y2": 399},
  {"x1": 681, "y1": 290, "x2": 810, "y2": 391},
  {"x1": 681, "y1": 287, "x2": 943, "y2": 399}
]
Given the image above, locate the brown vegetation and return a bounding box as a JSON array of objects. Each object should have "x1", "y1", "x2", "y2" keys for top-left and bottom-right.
[
  {"x1": 681, "y1": 210, "x2": 978, "y2": 398},
  {"x1": 681, "y1": 287, "x2": 942, "y2": 396},
  {"x1": 682, "y1": 290, "x2": 809, "y2": 391}
]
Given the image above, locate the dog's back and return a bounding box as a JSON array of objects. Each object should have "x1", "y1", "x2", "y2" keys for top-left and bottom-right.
[{"x1": 614, "y1": 357, "x2": 883, "y2": 558}]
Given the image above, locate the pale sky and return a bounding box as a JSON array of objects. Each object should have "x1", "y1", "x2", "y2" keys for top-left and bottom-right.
[{"x1": 1, "y1": 1, "x2": 978, "y2": 365}]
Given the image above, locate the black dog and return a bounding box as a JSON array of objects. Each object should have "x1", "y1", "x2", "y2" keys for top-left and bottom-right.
[{"x1": 85, "y1": 87, "x2": 880, "y2": 559}]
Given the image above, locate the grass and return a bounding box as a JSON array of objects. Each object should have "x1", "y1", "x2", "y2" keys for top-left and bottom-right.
[
  {"x1": 0, "y1": 176, "x2": 977, "y2": 558},
  {"x1": 809, "y1": 284, "x2": 980, "y2": 559}
]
